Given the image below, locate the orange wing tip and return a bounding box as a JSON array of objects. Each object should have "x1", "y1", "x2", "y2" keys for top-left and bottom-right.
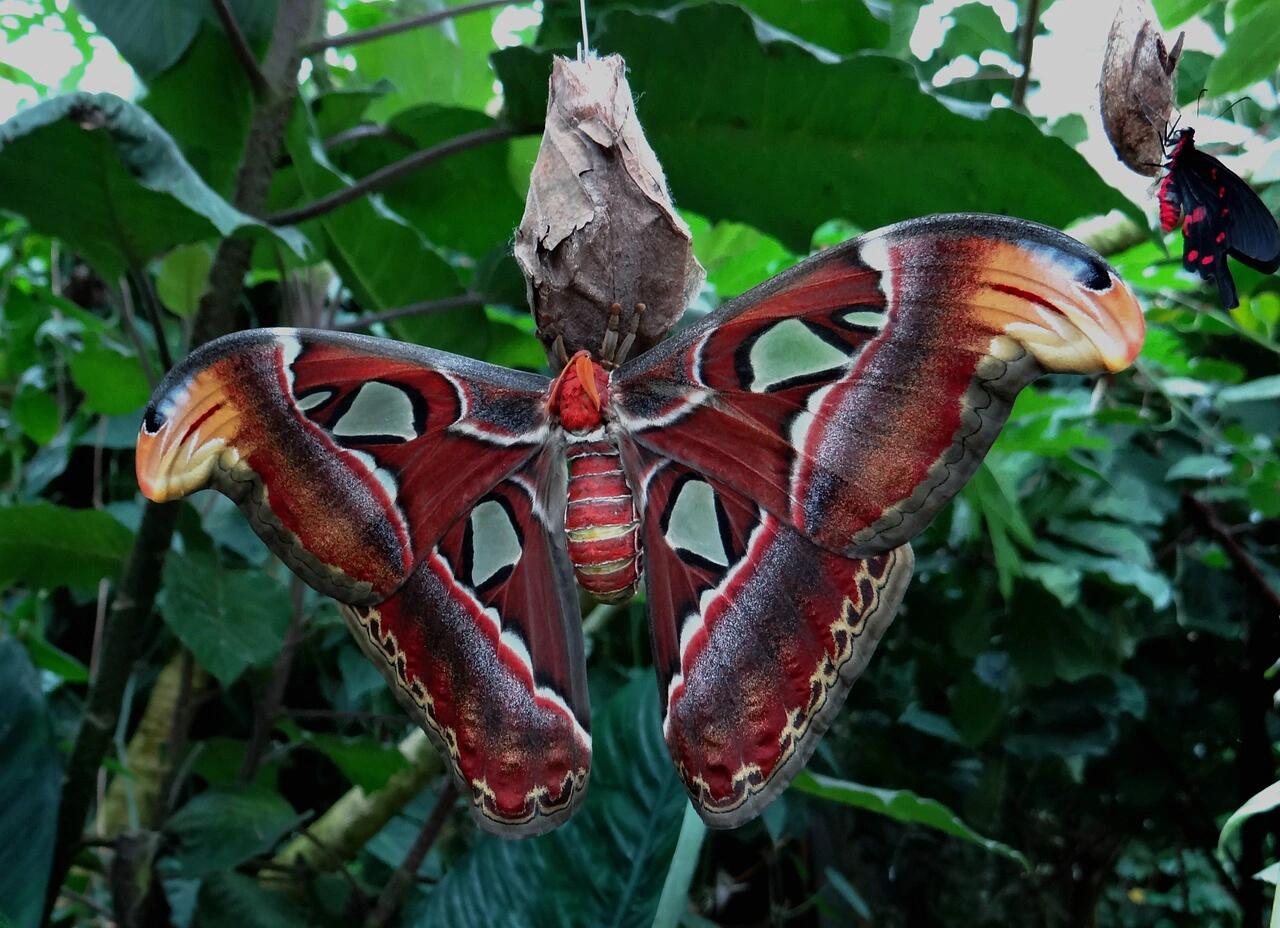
[
  {"x1": 135, "y1": 374, "x2": 243, "y2": 502},
  {"x1": 981, "y1": 244, "x2": 1146, "y2": 375}
]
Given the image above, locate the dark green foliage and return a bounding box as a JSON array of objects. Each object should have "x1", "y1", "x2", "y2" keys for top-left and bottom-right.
[
  {"x1": 0, "y1": 1, "x2": 1276, "y2": 926},
  {"x1": 0, "y1": 640, "x2": 62, "y2": 928}
]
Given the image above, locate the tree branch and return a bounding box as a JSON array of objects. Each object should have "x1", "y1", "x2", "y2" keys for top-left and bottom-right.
[
  {"x1": 1011, "y1": 0, "x2": 1041, "y2": 110},
  {"x1": 43, "y1": 2, "x2": 322, "y2": 921},
  {"x1": 45, "y1": 500, "x2": 181, "y2": 921},
  {"x1": 335, "y1": 293, "x2": 484, "y2": 331},
  {"x1": 270, "y1": 728, "x2": 443, "y2": 878},
  {"x1": 267, "y1": 126, "x2": 527, "y2": 227},
  {"x1": 323, "y1": 124, "x2": 417, "y2": 152},
  {"x1": 192, "y1": 0, "x2": 321, "y2": 347},
  {"x1": 210, "y1": 0, "x2": 271, "y2": 100},
  {"x1": 301, "y1": 0, "x2": 517, "y2": 55},
  {"x1": 363, "y1": 781, "x2": 458, "y2": 928},
  {"x1": 1182, "y1": 495, "x2": 1280, "y2": 615}
]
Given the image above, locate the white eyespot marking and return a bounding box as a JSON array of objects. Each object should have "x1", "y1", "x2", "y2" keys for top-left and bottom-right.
[
  {"x1": 664, "y1": 479, "x2": 728, "y2": 568},
  {"x1": 332, "y1": 381, "x2": 420, "y2": 442},
  {"x1": 469, "y1": 500, "x2": 522, "y2": 587},
  {"x1": 347, "y1": 449, "x2": 398, "y2": 502},
  {"x1": 296, "y1": 389, "x2": 333, "y2": 412},
  {"x1": 840, "y1": 309, "x2": 887, "y2": 330},
  {"x1": 748, "y1": 319, "x2": 849, "y2": 392},
  {"x1": 277, "y1": 333, "x2": 303, "y2": 394},
  {"x1": 787, "y1": 383, "x2": 837, "y2": 453}
]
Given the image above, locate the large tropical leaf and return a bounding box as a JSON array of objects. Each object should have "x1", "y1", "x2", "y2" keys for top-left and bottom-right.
[
  {"x1": 0, "y1": 503, "x2": 134, "y2": 593},
  {"x1": 414, "y1": 676, "x2": 688, "y2": 927},
  {"x1": 0, "y1": 639, "x2": 62, "y2": 928},
  {"x1": 0, "y1": 93, "x2": 306, "y2": 277},
  {"x1": 494, "y1": 3, "x2": 1140, "y2": 251}
]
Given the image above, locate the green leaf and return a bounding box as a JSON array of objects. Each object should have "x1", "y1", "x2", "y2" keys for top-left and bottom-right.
[
  {"x1": 164, "y1": 785, "x2": 303, "y2": 877},
  {"x1": 495, "y1": 5, "x2": 1139, "y2": 251},
  {"x1": 155, "y1": 243, "x2": 213, "y2": 317},
  {"x1": 66, "y1": 335, "x2": 151, "y2": 415},
  {"x1": 1219, "y1": 375, "x2": 1280, "y2": 404},
  {"x1": 351, "y1": 0, "x2": 500, "y2": 120},
  {"x1": 417, "y1": 675, "x2": 688, "y2": 927},
  {"x1": 1219, "y1": 781, "x2": 1280, "y2": 856},
  {"x1": 1152, "y1": 0, "x2": 1212, "y2": 27},
  {"x1": 0, "y1": 503, "x2": 133, "y2": 593},
  {"x1": 160, "y1": 551, "x2": 291, "y2": 687},
  {"x1": 790, "y1": 770, "x2": 1028, "y2": 869},
  {"x1": 329, "y1": 105, "x2": 524, "y2": 258},
  {"x1": 0, "y1": 639, "x2": 62, "y2": 928},
  {"x1": 936, "y1": 3, "x2": 1015, "y2": 62},
  {"x1": 72, "y1": 0, "x2": 204, "y2": 79},
  {"x1": 11, "y1": 383, "x2": 60, "y2": 444},
  {"x1": 1165, "y1": 455, "x2": 1233, "y2": 481},
  {"x1": 728, "y1": 0, "x2": 889, "y2": 54},
  {"x1": 652, "y1": 802, "x2": 708, "y2": 928},
  {"x1": 301, "y1": 734, "x2": 410, "y2": 793},
  {"x1": 22, "y1": 633, "x2": 90, "y2": 684},
  {"x1": 282, "y1": 106, "x2": 482, "y2": 355},
  {"x1": 141, "y1": 26, "x2": 254, "y2": 198},
  {"x1": 1206, "y1": 4, "x2": 1280, "y2": 96},
  {"x1": 194, "y1": 873, "x2": 312, "y2": 928},
  {"x1": 0, "y1": 93, "x2": 306, "y2": 278}
]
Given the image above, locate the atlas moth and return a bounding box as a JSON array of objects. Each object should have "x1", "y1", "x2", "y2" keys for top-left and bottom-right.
[{"x1": 137, "y1": 213, "x2": 1144, "y2": 836}]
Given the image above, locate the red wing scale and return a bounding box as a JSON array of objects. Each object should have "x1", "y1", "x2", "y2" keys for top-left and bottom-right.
[
  {"x1": 341, "y1": 453, "x2": 591, "y2": 836},
  {"x1": 610, "y1": 214, "x2": 1145, "y2": 559},
  {"x1": 136, "y1": 329, "x2": 591, "y2": 835},
  {"x1": 619, "y1": 440, "x2": 912, "y2": 825}
]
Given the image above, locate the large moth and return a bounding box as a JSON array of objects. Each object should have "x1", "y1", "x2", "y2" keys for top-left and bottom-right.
[{"x1": 136, "y1": 214, "x2": 1144, "y2": 836}]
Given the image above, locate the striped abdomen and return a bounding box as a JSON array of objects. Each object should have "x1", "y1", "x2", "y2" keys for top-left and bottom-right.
[{"x1": 564, "y1": 436, "x2": 640, "y2": 602}]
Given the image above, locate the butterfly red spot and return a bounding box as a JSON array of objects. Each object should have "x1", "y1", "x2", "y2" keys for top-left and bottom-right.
[
  {"x1": 1216, "y1": 232, "x2": 1227, "y2": 244},
  {"x1": 1218, "y1": 186, "x2": 1226, "y2": 197},
  {"x1": 1186, "y1": 249, "x2": 1200, "y2": 262},
  {"x1": 1201, "y1": 254, "x2": 1215, "y2": 266}
]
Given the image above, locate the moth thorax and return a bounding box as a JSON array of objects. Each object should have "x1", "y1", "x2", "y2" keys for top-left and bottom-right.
[{"x1": 552, "y1": 351, "x2": 610, "y2": 433}]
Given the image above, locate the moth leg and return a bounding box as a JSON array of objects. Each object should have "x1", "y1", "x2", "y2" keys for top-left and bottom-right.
[
  {"x1": 614, "y1": 302, "x2": 645, "y2": 367},
  {"x1": 599, "y1": 302, "x2": 623, "y2": 367},
  {"x1": 552, "y1": 334, "x2": 570, "y2": 372}
]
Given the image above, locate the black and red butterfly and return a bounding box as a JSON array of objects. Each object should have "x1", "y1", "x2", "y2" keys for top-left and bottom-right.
[
  {"x1": 1158, "y1": 127, "x2": 1280, "y2": 308},
  {"x1": 136, "y1": 214, "x2": 1144, "y2": 837}
]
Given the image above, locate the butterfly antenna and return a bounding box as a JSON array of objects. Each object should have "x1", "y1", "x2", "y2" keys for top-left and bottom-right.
[
  {"x1": 1220, "y1": 96, "x2": 1248, "y2": 119},
  {"x1": 578, "y1": 0, "x2": 591, "y2": 60}
]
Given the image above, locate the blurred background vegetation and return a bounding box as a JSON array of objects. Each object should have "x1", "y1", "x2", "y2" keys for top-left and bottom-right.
[{"x1": 0, "y1": 0, "x2": 1277, "y2": 925}]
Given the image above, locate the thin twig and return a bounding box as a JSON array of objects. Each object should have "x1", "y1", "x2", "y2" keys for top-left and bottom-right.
[
  {"x1": 334, "y1": 293, "x2": 484, "y2": 331},
  {"x1": 116, "y1": 277, "x2": 159, "y2": 389},
  {"x1": 267, "y1": 126, "x2": 527, "y2": 226},
  {"x1": 1011, "y1": 0, "x2": 1041, "y2": 109},
  {"x1": 239, "y1": 577, "x2": 308, "y2": 783},
  {"x1": 363, "y1": 781, "x2": 458, "y2": 928},
  {"x1": 129, "y1": 270, "x2": 175, "y2": 372},
  {"x1": 1182, "y1": 495, "x2": 1280, "y2": 615},
  {"x1": 324, "y1": 124, "x2": 417, "y2": 151},
  {"x1": 301, "y1": 0, "x2": 518, "y2": 55},
  {"x1": 210, "y1": 0, "x2": 271, "y2": 99}
]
